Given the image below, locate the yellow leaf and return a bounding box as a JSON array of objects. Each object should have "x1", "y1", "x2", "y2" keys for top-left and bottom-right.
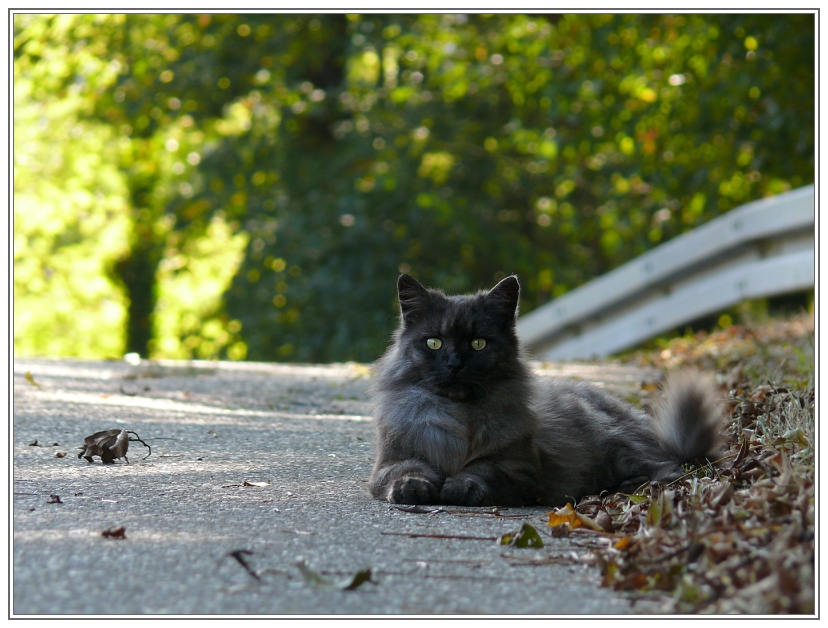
[
  {"x1": 640, "y1": 381, "x2": 659, "y2": 393},
  {"x1": 547, "y1": 503, "x2": 606, "y2": 532},
  {"x1": 548, "y1": 503, "x2": 579, "y2": 527},
  {"x1": 24, "y1": 371, "x2": 41, "y2": 387}
]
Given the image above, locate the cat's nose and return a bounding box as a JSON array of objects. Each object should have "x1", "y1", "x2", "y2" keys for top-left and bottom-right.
[{"x1": 445, "y1": 352, "x2": 463, "y2": 372}]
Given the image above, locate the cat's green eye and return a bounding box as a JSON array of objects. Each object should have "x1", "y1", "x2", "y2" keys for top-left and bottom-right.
[
  {"x1": 426, "y1": 338, "x2": 443, "y2": 350},
  {"x1": 471, "y1": 338, "x2": 487, "y2": 351}
]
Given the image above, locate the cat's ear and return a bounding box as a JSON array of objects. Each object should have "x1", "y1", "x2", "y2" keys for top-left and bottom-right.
[
  {"x1": 486, "y1": 275, "x2": 520, "y2": 321},
  {"x1": 397, "y1": 274, "x2": 430, "y2": 326}
]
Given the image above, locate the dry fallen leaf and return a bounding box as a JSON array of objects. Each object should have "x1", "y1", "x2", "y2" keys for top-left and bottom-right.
[
  {"x1": 547, "y1": 503, "x2": 606, "y2": 532},
  {"x1": 608, "y1": 316, "x2": 814, "y2": 613},
  {"x1": 78, "y1": 429, "x2": 151, "y2": 464},
  {"x1": 24, "y1": 371, "x2": 41, "y2": 387}
]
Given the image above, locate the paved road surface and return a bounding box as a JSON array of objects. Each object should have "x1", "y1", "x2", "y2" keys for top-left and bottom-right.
[{"x1": 12, "y1": 357, "x2": 666, "y2": 616}]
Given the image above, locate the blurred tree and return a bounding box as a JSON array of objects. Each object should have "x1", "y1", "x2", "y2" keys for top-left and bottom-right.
[
  {"x1": 13, "y1": 15, "x2": 130, "y2": 357},
  {"x1": 85, "y1": 14, "x2": 278, "y2": 357},
  {"x1": 15, "y1": 14, "x2": 277, "y2": 358},
  {"x1": 215, "y1": 13, "x2": 814, "y2": 361},
  {"x1": 13, "y1": 13, "x2": 814, "y2": 362}
]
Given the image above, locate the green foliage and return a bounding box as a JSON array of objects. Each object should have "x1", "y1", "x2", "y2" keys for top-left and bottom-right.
[
  {"x1": 154, "y1": 216, "x2": 249, "y2": 360},
  {"x1": 13, "y1": 13, "x2": 815, "y2": 362}
]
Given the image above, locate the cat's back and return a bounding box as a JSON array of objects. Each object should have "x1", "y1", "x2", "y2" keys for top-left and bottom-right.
[
  {"x1": 531, "y1": 376, "x2": 653, "y2": 457},
  {"x1": 533, "y1": 376, "x2": 647, "y2": 424}
]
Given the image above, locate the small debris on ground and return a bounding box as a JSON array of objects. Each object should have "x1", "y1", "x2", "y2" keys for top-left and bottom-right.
[
  {"x1": 296, "y1": 559, "x2": 374, "y2": 591},
  {"x1": 102, "y1": 526, "x2": 127, "y2": 539},
  {"x1": 24, "y1": 371, "x2": 41, "y2": 387}
]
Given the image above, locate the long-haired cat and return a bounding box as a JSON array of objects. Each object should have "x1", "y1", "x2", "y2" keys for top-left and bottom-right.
[{"x1": 368, "y1": 274, "x2": 725, "y2": 507}]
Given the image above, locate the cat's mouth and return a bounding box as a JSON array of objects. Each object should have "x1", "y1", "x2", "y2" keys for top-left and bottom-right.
[
  {"x1": 424, "y1": 369, "x2": 482, "y2": 401},
  {"x1": 440, "y1": 387, "x2": 471, "y2": 401},
  {"x1": 431, "y1": 378, "x2": 477, "y2": 401}
]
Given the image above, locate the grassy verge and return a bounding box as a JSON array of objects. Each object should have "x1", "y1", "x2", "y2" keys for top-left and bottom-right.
[{"x1": 571, "y1": 313, "x2": 815, "y2": 613}]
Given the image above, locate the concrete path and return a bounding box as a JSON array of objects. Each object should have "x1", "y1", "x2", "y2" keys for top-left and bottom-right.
[{"x1": 12, "y1": 357, "x2": 666, "y2": 616}]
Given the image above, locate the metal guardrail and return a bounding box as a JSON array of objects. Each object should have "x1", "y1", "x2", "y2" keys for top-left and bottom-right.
[{"x1": 517, "y1": 185, "x2": 815, "y2": 360}]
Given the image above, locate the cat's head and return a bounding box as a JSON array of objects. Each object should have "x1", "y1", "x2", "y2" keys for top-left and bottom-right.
[{"x1": 392, "y1": 274, "x2": 523, "y2": 400}]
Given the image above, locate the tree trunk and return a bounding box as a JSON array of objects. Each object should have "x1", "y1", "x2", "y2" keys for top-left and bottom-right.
[{"x1": 115, "y1": 235, "x2": 160, "y2": 357}]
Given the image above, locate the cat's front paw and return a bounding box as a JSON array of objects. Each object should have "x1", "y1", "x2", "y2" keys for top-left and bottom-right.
[
  {"x1": 388, "y1": 474, "x2": 441, "y2": 505},
  {"x1": 440, "y1": 475, "x2": 491, "y2": 506}
]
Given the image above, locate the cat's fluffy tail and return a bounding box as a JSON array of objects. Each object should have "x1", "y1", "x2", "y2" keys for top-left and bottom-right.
[{"x1": 651, "y1": 370, "x2": 727, "y2": 465}]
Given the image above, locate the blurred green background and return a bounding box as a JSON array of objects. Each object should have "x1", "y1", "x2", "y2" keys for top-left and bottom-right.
[{"x1": 13, "y1": 13, "x2": 814, "y2": 363}]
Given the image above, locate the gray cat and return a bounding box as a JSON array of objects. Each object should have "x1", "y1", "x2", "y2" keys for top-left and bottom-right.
[{"x1": 368, "y1": 274, "x2": 725, "y2": 507}]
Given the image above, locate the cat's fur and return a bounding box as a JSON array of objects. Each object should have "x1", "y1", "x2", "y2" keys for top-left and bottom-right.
[{"x1": 368, "y1": 274, "x2": 726, "y2": 507}]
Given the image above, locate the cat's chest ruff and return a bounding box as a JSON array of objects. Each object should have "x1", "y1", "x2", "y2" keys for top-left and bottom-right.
[{"x1": 410, "y1": 388, "x2": 515, "y2": 446}]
